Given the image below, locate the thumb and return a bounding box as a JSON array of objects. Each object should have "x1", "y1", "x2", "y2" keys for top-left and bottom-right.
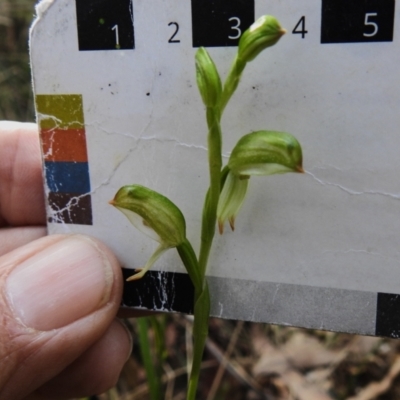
[{"x1": 0, "y1": 234, "x2": 123, "y2": 399}]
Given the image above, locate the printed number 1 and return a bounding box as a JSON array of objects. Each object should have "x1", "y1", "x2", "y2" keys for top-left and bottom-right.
[
  {"x1": 112, "y1": 24, "x2": 120, "y2": 48},
  {"x1": 363, "y1": 13, "x2": 378, "y2": 37}
]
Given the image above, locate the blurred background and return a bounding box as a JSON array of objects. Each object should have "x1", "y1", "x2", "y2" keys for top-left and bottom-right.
[
  {"x1": 0, "y1": 0, "x2": 35, "y2": 121},
  {"x1": 2, "y1": 1, "x2": 400, "y2": 399}
]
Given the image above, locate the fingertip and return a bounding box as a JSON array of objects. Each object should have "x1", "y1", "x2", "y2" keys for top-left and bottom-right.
[{"x1": 4, "y1": 234, "x2": 123, "y2": 331}]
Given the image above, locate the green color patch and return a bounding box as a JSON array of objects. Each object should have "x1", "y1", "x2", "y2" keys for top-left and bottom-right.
[{"x1": 36, "y1": 94, "x2": 84, "y2": 130}]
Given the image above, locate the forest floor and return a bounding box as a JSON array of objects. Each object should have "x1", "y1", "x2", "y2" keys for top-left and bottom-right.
[{"x1": 95, "y1": 314, "x2": 400, "y2": 400}]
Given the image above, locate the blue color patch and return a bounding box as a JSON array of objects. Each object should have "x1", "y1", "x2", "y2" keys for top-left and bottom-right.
[{"x1": 44, "y1": 161, "x2": 91, "y2": 193}]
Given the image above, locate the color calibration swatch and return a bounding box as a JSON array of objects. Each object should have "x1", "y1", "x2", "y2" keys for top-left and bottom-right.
[{"x1": 36, "y1": 94, "x2": 93, "y2": 225}]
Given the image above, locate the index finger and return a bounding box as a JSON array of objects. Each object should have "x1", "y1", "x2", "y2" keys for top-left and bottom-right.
[{"x1": 0, "y1": 121, "x2": 46, "y2": 227}]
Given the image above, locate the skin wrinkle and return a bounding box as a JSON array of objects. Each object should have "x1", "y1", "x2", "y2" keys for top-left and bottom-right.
[
  {"x1": 0, "y1": 227, "x2": 47, "y2": 256},
  {"x1": 0, "y1": 235, "x2": 103, "y2": 397},
  {"x1": 31, "y1": 321, "x2": 129, "y2": 399},
  {"x1": 0, "y1": 256, "x2": 41, "y2": 391},
  {"x1": 0, "y1": 329, "x2": 60, "y2": 399},
  {"x1": 0, "y1": 296, "x2": 41, "y2": 394},
  {"x1": 11, "y1": 333, "x2": 65, "y2": 395},
  {"x1": 0, "y1": 124, "x2": 45, "y2": 227},
  {"x1": 1, "y1": 300, "x2": 121, "y2": 399}
]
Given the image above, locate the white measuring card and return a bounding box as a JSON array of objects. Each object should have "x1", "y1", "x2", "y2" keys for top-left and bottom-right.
[{"x1": 30, "y1": 0, "x2": 400, "y2": 337}]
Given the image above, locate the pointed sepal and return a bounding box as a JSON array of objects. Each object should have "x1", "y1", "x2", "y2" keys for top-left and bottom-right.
[{"x1": 217, "y1": 170, "x2": 249, "y2": 234}]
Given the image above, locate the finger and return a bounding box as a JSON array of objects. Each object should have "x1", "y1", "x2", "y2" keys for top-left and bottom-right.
[
  {"x1": 31, "y1": 319, "x2": 132, "y2": 400},
  {"x1": 0, "y1": 226, "x2": 47, "y2": 256},
  {"x1": 0, "y1": 234, "x2": 123, "y2": 399},
  {"x1": 0, "y1": 121, "x2": 46, "y2": 227}
]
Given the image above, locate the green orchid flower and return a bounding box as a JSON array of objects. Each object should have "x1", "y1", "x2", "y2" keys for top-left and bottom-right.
[
  {"x1": 110, "y1": 185, "x2": 186, "y2": 281},
  {"x1": 217, "y1": 131, "x2": 303, "y2": 233},
  {"x1": 110, "y1": 185, "x2": 202, "y2": 290}
]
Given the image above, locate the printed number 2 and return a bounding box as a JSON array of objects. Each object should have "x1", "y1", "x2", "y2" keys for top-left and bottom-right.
[
  {"x1": 292, "y1": 16, "x2": 308, "y2": 38},
  {"x1": 168, "y1": 22, "x2": 180, "y2": 43},
  {"x1": 228, "y1": 17, "x2": 241, "y2": 39},
  {"x1": 363, "y1": 13, "x2": 378, "y2": 37}
]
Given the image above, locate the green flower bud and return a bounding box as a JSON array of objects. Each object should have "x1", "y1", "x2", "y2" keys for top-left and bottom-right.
[
  {"x1": 238, "y1": 15, "x2": 286, "y2": 63},
  {"x1": 217, "y1": 169, "x2": 249, "y2": 234},
  {"x1": 228, "y1": 130, "x2": 303, "y2": 176},
  {"x1": 110, "y1": 185, "x2": 187, "y2": 281},
  {"x1": 195, "y1": 47, "x2": 222, "y2": 107},
  {"x1": 110, "y1": 185, "x2": 186, "y2": 247}
]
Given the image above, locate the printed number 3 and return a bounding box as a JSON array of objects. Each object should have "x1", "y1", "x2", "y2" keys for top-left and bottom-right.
[
  {"x1": 228, "y1": 17, "x2": 241, "y2": 39},
  {"x1": 364, "y1": 13, "x2": 378, "y2": 37}
]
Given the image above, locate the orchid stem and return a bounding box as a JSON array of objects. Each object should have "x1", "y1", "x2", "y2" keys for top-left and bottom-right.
[
  {"x1": 199, "y1": 106, "x2": 222, "y2": 277},
  {"x1": 219, "y1": 55, "x2": 246, "y2": 114},
  {"x1": 194, "y1": 56, "x2": 246, "y2": 400}
]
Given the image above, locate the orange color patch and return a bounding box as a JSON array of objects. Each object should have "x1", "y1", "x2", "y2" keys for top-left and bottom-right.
[{"x1": 41, "y1": 128, "x2": 88, "y2": 162}]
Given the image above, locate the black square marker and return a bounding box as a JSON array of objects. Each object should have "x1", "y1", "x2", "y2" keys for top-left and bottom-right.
[
  {"x1": 321, "y1": 0, "x2": 395, "y2": 43},
  {"x1": 191, "y1": 0, "x2": 254, "y2": 47},
  {"x1": 376, "y1": 293, "x2": 400, "y2": 338},
  {"x1": 75, "y1": 0, "x2": 134, "y2": 51}
]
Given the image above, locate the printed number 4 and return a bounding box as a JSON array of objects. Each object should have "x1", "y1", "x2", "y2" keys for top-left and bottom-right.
[
  {"x1": 292, "y1": 16, "x2": 307, "y2": 39},
  {"x1": 364, "y1": 13, "x2": 378, "y2": 37}
]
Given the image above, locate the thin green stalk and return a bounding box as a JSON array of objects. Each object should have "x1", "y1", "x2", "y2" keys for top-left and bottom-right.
[
  {"x1": 198, "y1": 106, "x2": 222, "y2": 277},
  {"x1": 177, "y1": 238, "x2": 210, "y2": 400},
  {"x1": 199, "y1": 55, "x2": 248, "y2": 275},
  {"x1": 150, "y1": 316, "x2": 167, "y2": 363},
  {"x1": 219, "y1": 55, "x2": 246, "y2": 114},
  {"x1": 138, "y1": 318, "x2": 162, "y2": 400},
  {"x1": 187, "y1": 282, "x2": 210, "y2": 400},
  {"x1": 177, "y1": 238, "x2": 203, "y2": 296}
]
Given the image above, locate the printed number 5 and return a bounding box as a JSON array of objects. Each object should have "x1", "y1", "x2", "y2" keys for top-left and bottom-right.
[
  {"x1": 228, "y1": 17, "x2": 241, "y2": 39},
  {"x1": 363, "y1": 13, "x2": 378, "y2": 37}
]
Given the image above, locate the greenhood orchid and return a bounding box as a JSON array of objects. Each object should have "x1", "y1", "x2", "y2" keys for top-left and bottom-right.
[
  {"x1": 217, "y1": 130, "x2": 303, "y2": 233},
  {"x1": 111, "y1": 15, "x2": 304, "y2": 400},
  {"x1": 110, "y1": 185, "x2": 186, "y2": 281}
]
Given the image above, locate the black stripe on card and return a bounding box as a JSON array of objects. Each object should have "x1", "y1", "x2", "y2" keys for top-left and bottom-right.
[
  {"x1": 121, "y1": 269, "x2": 194, "y2": 314},
  {"x1": 376, "y1": 293, "x2": 400, "y2": 338}
]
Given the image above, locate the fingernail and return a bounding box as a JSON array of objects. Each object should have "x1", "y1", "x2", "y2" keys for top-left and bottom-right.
[{"x1": 6, "y1": 235, "x2": 114, "y2": 331}]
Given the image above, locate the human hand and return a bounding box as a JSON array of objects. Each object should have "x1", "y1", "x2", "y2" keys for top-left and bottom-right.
[{"x1": 0, "y1": 121, "x2": 132, "y2": 399}]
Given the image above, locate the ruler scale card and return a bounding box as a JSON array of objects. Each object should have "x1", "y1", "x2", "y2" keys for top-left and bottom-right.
[{"x1": 31, "y1": 0, "x2": 400, "y2": 337}]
